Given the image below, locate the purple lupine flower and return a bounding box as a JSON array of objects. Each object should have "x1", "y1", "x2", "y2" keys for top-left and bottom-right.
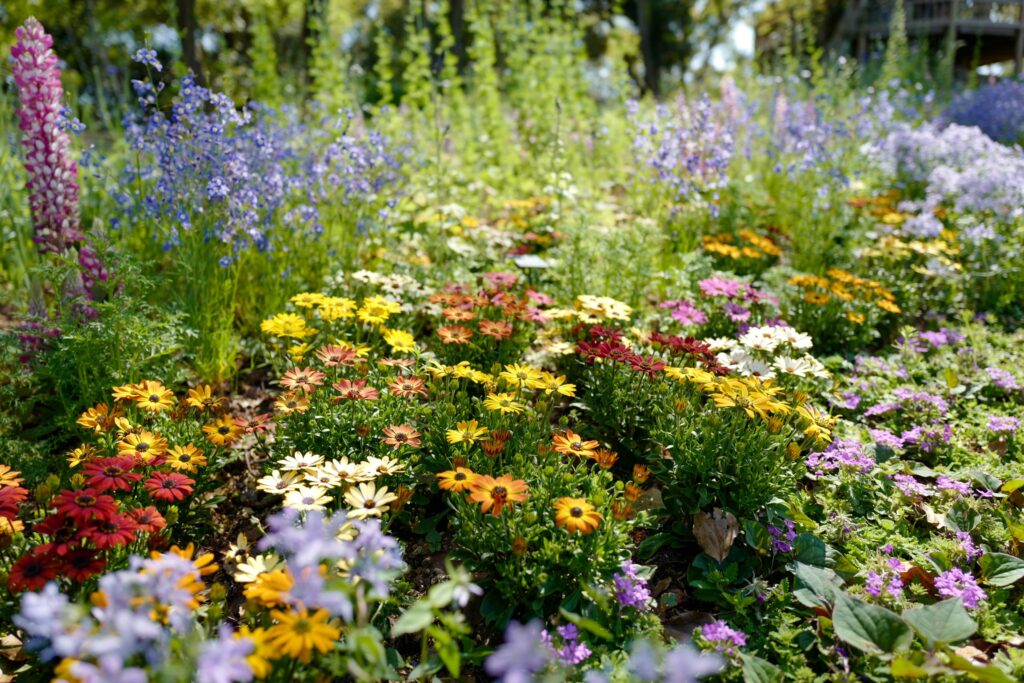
[
  {"x1": 11, "y1": 18, "x2": 82, "y2": 254},
  {"x1": 699, "y1": 619, "x2": 746, "y2": 653},
  {"x1": 935, "y1": 567, "x2": 987, "y2": 608},
  {"x1": 11, "y1": 18, "x2": 106, "y2": 296},
  {"x1": 196, "y1": 626, "x2": 254, "y2": 683},
  {"x1": 988, "y1": 415, "x2": 1020, "y2": 434},
  {"x1": 485, "y1": 620, "x2": 551, "y2": 683},
  {"x1": 613, "y1": 560, "x2": 651, "y2": 610}
]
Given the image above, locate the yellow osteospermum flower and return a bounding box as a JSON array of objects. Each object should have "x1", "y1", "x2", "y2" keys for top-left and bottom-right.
[
  {"x1": 319, "y1": 297, "x2": 357, "y2": 322},
  {"x1": 499, "y1": 363, "x2": 543, "y2": 388},
  {"x1": 290, "y1": 292, "x2": 329, "y2": 308},
  {"x1": 446, "y1": 420, "x2": 489, "y2": 445},
  {"x1": 261, "y1": 313, "x2": 315, "y2": 339},
  {"x1": 265, "y1": 608, "x2": 340, "y2": 663},
  {"x1": 357, "y1": 295, "x2": 402, "y2": 325},
  {"x1": 237, "y1": 626, "x2": 274, "y2": 678},
  {"x1": 483, "y1": 392, "x2": 525, "y2": 415},
  {"x1": 383, "y1": 328, "x2": 417, "y2": 353}
]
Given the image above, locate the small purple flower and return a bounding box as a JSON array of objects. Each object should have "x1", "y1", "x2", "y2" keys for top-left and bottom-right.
[
  {"x1": 936, "y1": 476, "x2": 971, "y2": 496},
  {"x1": 806, "y1": 439, "x2": 875, "y2": 476},
  {"x1": 613, "y1": 561, "x2": 651, "y2": 610},
  {"x1": 485, "y1": 620, "x2": 551, "y2": 682},
  {"x1": 987, "y1": 415, "x2": 1020, "y2": 434},
  {"x1": 892, "y1": 473, "x2": 932, "y2": 498},
  {"x1": 661, "y1": 299, "x2": 708, "y2": 326},
  {"x1": 986, "y1": 367, "x2": 1020, "y2": 391},
  {"x1": 698, "y1": 277, "x2": 743, "y2": 299},
  {"x1": 768, "y1": 519, "x2": 797, "y2": 554},
  {"x1": 869, "y1": 428, "x2": 903, "y2": 450},
  {"x1": 542, "y1": 624, "x2": 592, "y2": 665},
  {"x1": 955, "y1": 531, "x2": 984, "y2": 561},
  {"x1": 197, "y1": 626, "x2": 254, "y2": 683},
  {"x1": 935, "y1": 567, "x2": 987, "y2": 609},
  {"x1": 723, "y1": 302, "x2": 751, "y2": 322},
  {"x1": 131, "y1": 47, "x2": 162, "y2": 71},
  {"x1": 699, "y1": 619, "x2": 746, "y2": 653}
]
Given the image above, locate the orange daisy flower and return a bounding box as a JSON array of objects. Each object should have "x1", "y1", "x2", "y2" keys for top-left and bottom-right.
[
  {"x1": 135, "y1": 381, "x2": 176, "y2": 412},
  {"x1": 274, "y1": 392, "x2": 310, "y2": 415},
  {"x1": 467, "y1": 474, "x2": 529, "y2": 516},
  {"x1": 436, "y1": 467, "x2": 477, "y2": 492},
  {"x1": 203, "y1": 416, "x2": 243, "y2": 446},
  {"x1": 478, "y1": 320, "x2": 514, "y2": 340},
  {"x1": 388, "y1": 376, "x2": 428, "y2": 399},
  {"x1": 437, "y1": 325, "x2": 473, "y2": 345},
  {"x1": 381, "y1": 424, "x2": 422, "y2": 448},
  {"x1": 117, "y1": 431, "x2": 168, "y2": 462},
  {"x1": 551, "y1": 429, "x2": 600, "y2": 458}
]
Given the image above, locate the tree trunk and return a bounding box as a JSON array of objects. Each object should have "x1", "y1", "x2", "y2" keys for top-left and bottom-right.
[
  {"x1": 176, "y1": 0, "x2": 204, "y2": 85},
  {"x1": 637, "y1": 0, "x2": 659, "y2": 95}
]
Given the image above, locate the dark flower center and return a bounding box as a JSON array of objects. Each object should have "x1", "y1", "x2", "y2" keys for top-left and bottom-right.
[
  {"x1": 136, "y1": 442, "x2": 149, "y2": 452},
  {"x1": 493, "y1": 486, "x2": 507, "y2": 496},
  {"x1": 148, "y1": 394, "x2": 160, "y2": 403},
  {"x1": 103, "y1": 467, "x2": 122, "y2": 476},
  {"x1": 454, "y1": 473, "x2": 466, "y2": 481},
  {"x1": 364, "y1": 500, "x2": 376, "y2": 508},
  {"x1": 218, "y1": 426, "x2": 230, "y2": 435},
  {"x1": 162, "y1": 479, "x2": 177, "y2": 488},
  {"x1": 570, "y1": 507, "x2": 584, "y2": 517},
  {"x1": 76, "y1": 495, "x2": 96, "y2": 507}
]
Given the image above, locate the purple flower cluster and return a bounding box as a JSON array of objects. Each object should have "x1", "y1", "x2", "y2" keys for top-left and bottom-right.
[
  {"x1": 865, "y1": 558, "x2": 905, "y2": 600},
  {"x1": 485, "y1": 620, "x2": 551, "y2": 682},
  {"x1": 768, "y1": 519, "x2": 797, "y2": 554},
  {"x1": 935, "y1": 567, "x2": 987, "y2": 609},
  {"x1": 891, "y1": 473, "x2": 932, "y2": 498},
  {"x1": 613, "y1": 560, "x2": 651, "y2": 610},
  {"x1": 985, "y1": 367, "x2": 1021, "y2": 391},
  {"x1": 988, "y1": 415, "x2": 1020, "y2": 434},
  {"x1": 955, "y1": 531, "x2": 984, "y2": 561},
  {"x1": 699, "y1": 619, "x2": 746, "y2": 653},
  {"x1": 541, "y1": 624, "x2": 591, "y2": 665},
  {"x1": 628, "y1": 95, "x2": 734, "y2": 208},
  {"x1": 14, "y1": 554, "x2": 254, "y2": 683},
  {"x1": 942, "y1": 79, "x2": 1024, "y2": 145},
  {"x1": 805, "y1": 439, "x2": 875, "y2": 476},
  {"x1": 257, "y1": 508, "x2": 404, "y2": 621},
  {"x1": 899, "y1": 422, "x2": 953, "y2": 453}
]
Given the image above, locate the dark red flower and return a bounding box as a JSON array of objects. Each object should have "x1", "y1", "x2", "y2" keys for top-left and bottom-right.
[
  {"x1": 7, "y1": 548, "x2": 59, "y2": 592},
  {"x1": 627, "y1": 354, "x2": 666, "y2": 378},
  {"x1": 53, "y1": 488, "x2": 117, "y2": 523},
  {"x1": 0, "y1": 486, "x2": 27, "y2": 519},
  {"x1": 32, "y1": 512, "x2": 81, "y2": 556},
  {"x1": 128, "y1": 506, "x2": 166, "y2": 533},
  {"x1": 82, "y1": 456, "x2": 143, "y2": 492},
  {"x1": 144, "y1": 472, "x2": 194, "y2": 502},
  {"x1": 59, "y1": 546, "x2": 107, "y2": 582},
  {"x1": 83, "y1": 514, "x2": 137, "y2": 549}
]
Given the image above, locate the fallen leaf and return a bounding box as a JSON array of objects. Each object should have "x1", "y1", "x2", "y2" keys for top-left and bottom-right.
[{"x1": 693, "y1": 508, "x2": 738, "y2": 563}]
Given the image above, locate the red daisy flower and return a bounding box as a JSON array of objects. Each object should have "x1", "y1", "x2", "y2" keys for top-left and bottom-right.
[
  {"x1": 129, "y1": 506, "x2": 167, "y2": 533},
  {"x1": 53, "y1": 488, "x2": 117, "y2": 523},
  {"x1": 83, "y1": 514, "x2": 138, "y2": 549},
  {"x1": 0, "y1": 485, "x2": 27, "y2": 519},
  {"x1": 32, "y1": 513, "x2": 83, "y2": 556},
  {"x1": 7, "y1": 548, "x2": 59, "y2": 592},
  {"x1": 144, "y1": 472, "x2": 195, "y2": 502},
  {"x1": 59, "y1": 546, "x2": 107, "y2": 582},
  {"x1": 82, "y1": 457, "x2": 143, "y2": 492}
]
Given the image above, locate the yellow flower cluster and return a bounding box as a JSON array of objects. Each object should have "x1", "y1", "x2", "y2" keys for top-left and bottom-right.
[
  {"x1": 289, "y1": 292, "x2": 358, "y2": 322},
  {"x1": 664, "y1": 366, "x2": 833, "y2": 446},
  {"x1": 703, "y1": 229, "x2": 782, "y2": 262},
  {"x1": 789, "y1": 268, "x2": 901, "y2": 317},
  {"x1": 573, "y1": 295, "x2": 633, "y2": 322},
  {"x1": 261, "y1": 313, "x2": 315, "y2": 339},
  {"x1": 858, "y1": 235, "x2": 961, "y2": 278}
]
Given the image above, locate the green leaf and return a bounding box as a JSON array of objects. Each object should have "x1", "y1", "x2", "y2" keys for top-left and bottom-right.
[
  {"x1": 791, "y1": 562, "x2": 843, "y2": 609},
  {"x1": 891, "y1": 656, "x2": 929, "y2": 678},
  {"x1": 392, "y1": 602, "x2": 434, "y2": 636},
  {"x1": 438, "y1": 639, "x2": 461, "y2": 677},
  {"x1": 792, "y1": 534, "x2": 827, "y2": 567},
  {"x1": 946, "y1": 652, "x2": 1018, "y2": 683},
  {"x1": 832, "y1": 594, "x2": 913, "y2": 655},
  {"x1": 979, "y1": 552, "x2": 1024, "y2": 587},
  {"x1": 902, "y1": 599, "x2": 977, "y2": 644},
  {"x1": 559, "y1": 608, "x2": 613, "y2": 641},
  {"x1": 1000, "y1": 479, "x2": 1024, "y2": 494},
  {"x1": 740, "y1": 654, "x2": 783, "y2": 683}
]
